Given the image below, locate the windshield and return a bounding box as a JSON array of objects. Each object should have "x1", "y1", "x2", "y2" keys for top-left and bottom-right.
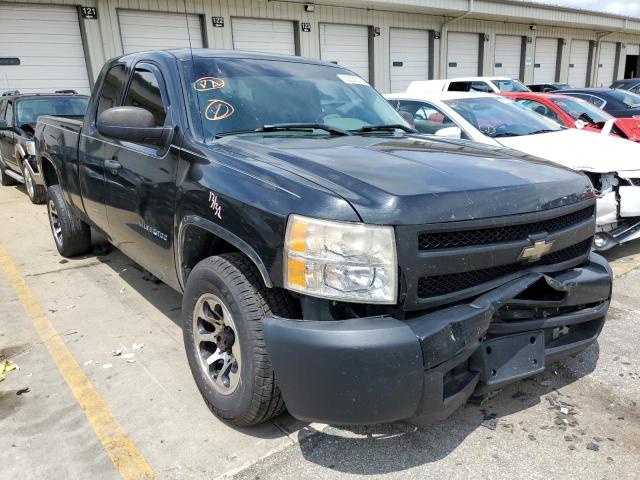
[
  {"x1": 184, "y1": 57, "x2": 407, "y2": 140},
  {"x1": 608, "y1": 89, "x2": 640, "y2": 109},
  {"x1": 16, "y1": 97, "x2": 88, "y2": 125},
  {"x1": 491, "y1": 79, "x2": 529, "y2": 92},
  {"x1": 550, "y1": 97, "x2": 611, "y2": 123},
  {"x1": 444, "y1": 96, "x2": 563, "y2": 137}
]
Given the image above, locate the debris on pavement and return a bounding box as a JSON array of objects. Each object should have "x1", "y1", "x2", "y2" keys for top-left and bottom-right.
[
  {"x1": 122, "y1": 353, "x2": 135, "y2": 360},
  {"x1": 587, "y1": 441, "x2": 600, "y2": 452},
  {"x1": 132, "y1": 343, "x2": 144, "y2": 350},
  {"x1": 83, "y1": 360, "x2": 93, "y2": 366},
  {"x1": 102, "y1": 363, "x2": 113, "y2": 369},
  {"x1": 112, "y1": 349, "x2": 123, "y2": 357},
  {"x1": 481, "y1": 414, "x2": 498, "y2": 430},
  {"x1": 0, "y1": 360, "x2": 18, "y2": 382},
  {"x1": 16, "y1": 387, "x2": 30, "y2": 395},
  {"x1": 119, "y1": 287, "x2": 126, "y2": 295}
]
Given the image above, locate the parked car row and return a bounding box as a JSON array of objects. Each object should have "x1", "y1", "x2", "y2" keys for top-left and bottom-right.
[{"x1": 0, "y1": 50, "x2": 621, "y2": 429}]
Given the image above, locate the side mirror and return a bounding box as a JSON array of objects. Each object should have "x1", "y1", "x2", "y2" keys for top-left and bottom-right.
[
  {"x1": 97, "y1": 106, "x2": 171, "y2": 146},
  {"x1": 435, "y1": 126, "x2": 462, "y2": 139}
]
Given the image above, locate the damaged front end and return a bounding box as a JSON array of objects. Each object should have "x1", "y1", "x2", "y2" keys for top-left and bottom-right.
[
  {"x1": 587, "y1": 171, "x2": 640, "y2": 250},
  {"x1": 263, "y1": 253, "x2": 611, "y2": 425}
]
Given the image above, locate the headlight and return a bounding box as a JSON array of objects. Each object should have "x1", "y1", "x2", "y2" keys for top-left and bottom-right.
[
  {"x1": 284, "y1": 214, "x2": 397, "y2": 304},
  {"x1": 25, "y1": 141, "x2": 36, "y2": 156}
]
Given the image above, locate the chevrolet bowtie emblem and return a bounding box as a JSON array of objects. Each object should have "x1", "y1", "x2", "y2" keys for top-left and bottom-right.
[{"x1": 519, "y1": 239, "x2": 554, "y2": 262}]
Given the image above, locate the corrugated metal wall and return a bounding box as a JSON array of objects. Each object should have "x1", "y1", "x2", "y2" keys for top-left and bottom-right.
[{"x1": 2, "y1": 0, "x2": 640, "y2": 92}]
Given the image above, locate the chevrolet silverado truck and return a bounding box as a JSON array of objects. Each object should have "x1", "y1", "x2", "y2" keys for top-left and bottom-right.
[
  {"x1": 0, "y1": 90, "x2": 88, "y2": 203},
  {"x1": 35, "y1": 49, "x2": 612, "y2": 427}
]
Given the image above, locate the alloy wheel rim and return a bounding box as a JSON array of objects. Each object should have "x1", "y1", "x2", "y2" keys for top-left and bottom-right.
[
  {"x1": 25, "y1": 168, "x2": 35, "y2": 198},
  {"x1": 48, "y1": 200, "x2": 63, "y2": 245},
  {"x1": 192, "y1": 293, "x2": 241, "y2": 395}
]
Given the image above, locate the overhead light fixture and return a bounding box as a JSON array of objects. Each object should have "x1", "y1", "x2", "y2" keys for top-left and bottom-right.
[{"x1": 304, "y1": 4, "x2": 315, "y2": 12}]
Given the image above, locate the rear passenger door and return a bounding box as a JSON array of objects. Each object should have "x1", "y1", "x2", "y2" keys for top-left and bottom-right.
[
  {"x1": 0, "y1": 100, "x2": 17, "y2": 169},
  {"x1": 104, "y1": 62, "x2": 179, "y2": 283}
]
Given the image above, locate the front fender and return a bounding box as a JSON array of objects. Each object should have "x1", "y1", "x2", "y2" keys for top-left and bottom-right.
[{"x1": 177, "y1": 215, "x2": 273, "y2": 290}]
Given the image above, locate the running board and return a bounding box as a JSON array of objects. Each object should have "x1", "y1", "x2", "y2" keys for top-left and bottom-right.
[{"x1": 4, "y1": 169, "x2": 24, "y2": 183}]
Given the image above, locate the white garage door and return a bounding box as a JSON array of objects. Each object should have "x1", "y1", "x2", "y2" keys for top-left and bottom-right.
[
  {"x1": 447, "y1": 32, "x2": 479, "y2": 78},
  {"x1": 232, "y1": 18, "x2": 295, "y2": 55},
  {"x1": 389, "y1": 29, "x2": 429, "y2": 93},
  {"x1": 596, "y1": 41, "x2": 617, "y2": 86},
  {"x1": 534, "y1": 37, "x2": 558, "y2": 83},
  {"x1": 568, "y1": 39, "x2": 590, "y2": 88},
  {"x1": 0, "y1": 4, "x2": 90, "y2": 94},
  {"x1": 320, "y1": 24, "x2": 369, "y2": 82},
  {"x1": 118, "y1": 10, "x2": 203, "y2": 54},
  {"x1": 494, "y1": 35, "x2": 522, "y2": 79}
]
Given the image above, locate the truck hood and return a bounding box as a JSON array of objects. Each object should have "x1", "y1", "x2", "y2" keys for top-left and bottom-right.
[
  {"x1": 216, "y1": 135, "x2": 593, "y2": 225},
  {"x1": 496, "y1": 128, "x2": 640, "y2": 173}
]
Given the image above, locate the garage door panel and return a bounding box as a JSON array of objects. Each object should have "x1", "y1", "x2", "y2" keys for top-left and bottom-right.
[
  {"x1": 596, "y1": 41, "x2": 617, "y2": 86},
  {"x1": 568, "y1": 39, "x2": 589, "y2": 88},
  {"x1": 119, "y1": 11, "x2": 203, "y2": 54},
  {"x1": 448, "y1": 32, "x2": 479, "y2": 78},
  {"x1": 494, "y1": 35, "x2": 521, "y2": 79},
  {"x1": 0, "y1": 4, "x2": 90, "y2": 94},
  {"x1": 320, "y1": 24, "x2": 369, "y2": 82},
  {"x1": 390, "y1": 28, "x2": 429, "y2": 93},
  {"x1": 534, "y1": 37, "x2": 558, "y2": 83},
  {"x1": 232, "y1": 18, "x2": 295, "y2": 56}
]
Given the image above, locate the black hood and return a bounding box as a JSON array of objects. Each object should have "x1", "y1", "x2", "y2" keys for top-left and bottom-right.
[{"x1": 214, "y1": 135, "x2": 593, "y2": 225}]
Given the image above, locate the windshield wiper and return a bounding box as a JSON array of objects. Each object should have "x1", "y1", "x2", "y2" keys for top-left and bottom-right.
[
  {"x1": 528, "y1": 129, "x2": 559, "y2": 135},
  {"x1": 350, "y1": 124, "x2": 416, "y2": 134},
  {"x1": 215, "y1": 123, "x2": 351, "y2": 139},
  {"x1": 256, "y1": 123, "x2": 351, "y2": 136}
]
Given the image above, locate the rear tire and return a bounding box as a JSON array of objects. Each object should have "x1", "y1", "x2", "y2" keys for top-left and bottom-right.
[
  {"x1": 47, "y1": 184, "x2": 92, "y2": 257},
  {"x1": 182, "y1": 252, "x2": 297, "y2": 426},
  {"x1": 22, "y1": 161, "x2": 45, "y2": 204}
]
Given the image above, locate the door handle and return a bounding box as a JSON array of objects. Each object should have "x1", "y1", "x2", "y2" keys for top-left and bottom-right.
[{"x1": 105, "y1": 158, "x2": 122, "y2": 175}]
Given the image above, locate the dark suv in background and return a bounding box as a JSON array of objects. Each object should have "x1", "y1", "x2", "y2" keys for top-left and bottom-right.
[{"x1": 0, "y1": 90, "x2": 88, "y2": 203}]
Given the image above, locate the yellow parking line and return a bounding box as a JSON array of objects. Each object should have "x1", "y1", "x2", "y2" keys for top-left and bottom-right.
[{"x1": 0, "y1": 245, "x2": 156, "y2": 480}]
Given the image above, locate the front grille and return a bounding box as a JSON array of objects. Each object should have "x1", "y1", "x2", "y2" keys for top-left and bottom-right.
[
  {"x1": 418, "y1": 206, "x2": 594, "y2": 250},
  {"x1": 417, "y1": 238, "x2": 592, "y2": 298}
]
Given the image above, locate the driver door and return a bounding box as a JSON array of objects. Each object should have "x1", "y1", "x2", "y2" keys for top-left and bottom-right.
[{"x1": 104, "y1": 63, "x2": 179, "y2": 284}]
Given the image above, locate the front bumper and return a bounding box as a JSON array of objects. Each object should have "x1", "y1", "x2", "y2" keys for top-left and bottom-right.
[{"x1": 263, "y1": 253, "x2": 612, "y2": 425}]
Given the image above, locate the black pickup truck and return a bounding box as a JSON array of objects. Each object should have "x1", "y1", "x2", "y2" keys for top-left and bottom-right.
[{"x1": 35, "y1": 49, "x2": 612, "y2": 427}]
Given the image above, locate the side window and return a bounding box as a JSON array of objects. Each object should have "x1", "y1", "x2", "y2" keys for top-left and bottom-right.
[
  {"x1": 517, "y1": 99, "x2": 560, "y2": 123},
  {"x1": 587, "y1": 96, "x2": 605, "y2": 108},
  {"x1": 96, "y1": 64, "x2": 127, "y2": 119},
  {"x1": 396, "y1": 100, "x2": 455, "y2": 135},
  {"x1": 123, "y1": 68, "x2": 167, "y2": 127},
  {"x1": 4, "y1": 101, "x2": 13, "y2": 126},
  {"x1": 470, "y1": 81, "x2": 493, "y2": 93},
  {"x1": 448, "y1": 81, "x2": 471, "y2": 92},
  {"x1": 631, "y1": 84, "x2": 640, "y2": 94}
]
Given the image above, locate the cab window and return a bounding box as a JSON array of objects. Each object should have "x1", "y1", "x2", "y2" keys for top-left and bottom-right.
[
  {"x1": 123, "y1": 67, "x2": 167, "y2": 127},
  {"x1": 1, "y1": 100, "x2": 13, "y2": 126},
  {"x1": 470, "y1": 81, "x2": 493, "y2": 93},
  {"x1": 96, "y1": 64, "x2": 127, "y2": 119},
  {"x1": 516, "y1": 99, "x2": 561, "y2": 124}
]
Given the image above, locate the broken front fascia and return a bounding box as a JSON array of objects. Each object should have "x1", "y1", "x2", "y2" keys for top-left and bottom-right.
[{"x1": 593, "y1": 171, "x2": 640, "y2": 249}]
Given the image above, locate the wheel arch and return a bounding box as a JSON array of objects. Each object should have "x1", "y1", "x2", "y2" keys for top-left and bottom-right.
[
  {"x1": 178, "y1": 215, "x2": 274, "y2": 290},
  {"x1": 40, "y1": 154, "x2": 60, "y2": 188}
]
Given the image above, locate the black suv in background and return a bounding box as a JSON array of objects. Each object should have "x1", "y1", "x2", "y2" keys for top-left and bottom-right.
[{"x1": 0, "y1": 90, "x2": 88, "y2": 203}]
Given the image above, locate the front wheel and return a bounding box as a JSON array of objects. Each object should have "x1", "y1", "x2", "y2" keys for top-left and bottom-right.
[
  {"x1": 182, "y1": 253, "x2": 297, "y2": 426},
  {"x1": 47, "y1": 184, "x2": 92, "y2": 257},
  {"x1": 22, "y1": 161, "x2": 45, "y2": 204}
]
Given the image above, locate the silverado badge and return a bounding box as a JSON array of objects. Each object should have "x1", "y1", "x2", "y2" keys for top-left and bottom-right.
[{"x1": 519, "y1": 239, "x2": 554, "y2": 262}]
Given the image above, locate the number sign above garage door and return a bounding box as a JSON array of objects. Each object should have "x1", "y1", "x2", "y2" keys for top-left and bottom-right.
[
  {"x1": 118, "y1": 10, "x2": 204, "y2": 54},
  {"x1": 0, "y1": 4, "x2": 90, "y2": 94}
]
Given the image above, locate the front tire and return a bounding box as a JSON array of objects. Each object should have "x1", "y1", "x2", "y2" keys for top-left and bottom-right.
[
  {"x1": 22, "y1": 161, "x2": 45, "y2": 204},
  {"x1": 182, "y1": 253, "x2": 297, "y2": 426},
  {"x1": 47, "y1": 184, "x2": 92, "y2": 257}
]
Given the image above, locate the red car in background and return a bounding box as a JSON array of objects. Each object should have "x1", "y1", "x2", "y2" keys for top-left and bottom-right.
[{"x1": 501, "y1": 92, "x2": 640, "y2": 142}]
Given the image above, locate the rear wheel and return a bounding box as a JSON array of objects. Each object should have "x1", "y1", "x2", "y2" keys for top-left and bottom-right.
[
  {"x1": 47, "y1": 184, "x2": 92, "y2": 257},
  {"x1": 182, "y1": 253, "x2": 297, "y2": 426},
  {"x1": 22, "y1": 161, "x2": 45, "y2": 204}
]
